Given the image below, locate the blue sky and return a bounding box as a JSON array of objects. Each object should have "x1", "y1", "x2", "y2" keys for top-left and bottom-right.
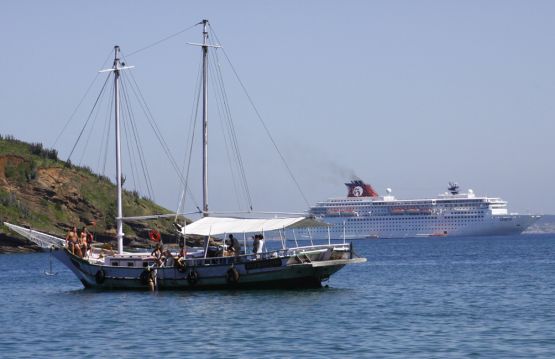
[{"x1": 1, "y1": 1, "x2": 554, "y2": 215}]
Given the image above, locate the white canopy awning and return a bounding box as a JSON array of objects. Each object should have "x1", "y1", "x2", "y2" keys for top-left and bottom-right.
[{"x1": 184, "y1": 216, "x2": 327, "y2": 236}]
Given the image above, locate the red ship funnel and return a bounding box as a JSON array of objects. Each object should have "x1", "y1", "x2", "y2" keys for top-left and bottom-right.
[{"x1": 345, "y1": 180, "x2": 378, "y2": 197}]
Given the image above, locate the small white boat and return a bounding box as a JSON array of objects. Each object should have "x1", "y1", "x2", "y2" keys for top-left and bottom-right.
[{"x1": 4, "y1": 20, "x2": 365, "y2": 290}]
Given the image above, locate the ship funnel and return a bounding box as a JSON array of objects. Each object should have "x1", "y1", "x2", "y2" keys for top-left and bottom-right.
[{"x1": 345, "y1": 180, "x2": 379, "y2": 197}]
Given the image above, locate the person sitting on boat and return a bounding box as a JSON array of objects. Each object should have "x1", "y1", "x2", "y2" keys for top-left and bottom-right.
[
  {"x1": 151, "y1": 243, "x2": 165, "y2": 267},
  {"x1": 178, "y1": 238, "x2": 187, "y2": 258},
  {"x1": 162, "y1": 249, "x2": 175, "y2": 265},
  {"x1": 176, "y1": 239, "x2": 187, "y2": 268},
  {"x1": 65, "y1": 226, "x2": 78, "y2": 255}
]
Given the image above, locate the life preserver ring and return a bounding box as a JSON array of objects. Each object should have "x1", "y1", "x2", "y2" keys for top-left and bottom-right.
[
  {"x1": 187, "y1": 269, "x2": 199, "y2": 286},
  {"x1": 95, "y1": 269, "x2": 106, "y2": 284},
  {"x1": 226, "y1": 266, "x2": 240, "y2": 284},
  {"x1": 149, "y1": 229, "x2": 161, "y2": 242}
]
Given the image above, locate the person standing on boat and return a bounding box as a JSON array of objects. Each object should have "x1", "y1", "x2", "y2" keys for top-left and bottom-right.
[
  {"x1": 86, "y1": 228, "x2": 94, "y2": 257},
  {"x1": 252, "y1": 234, "x2": 260, "y2": 254},
  {"x1": 228, "y1": 234, "x2": 240, "y2": 257},
  {"x1": 65, "y1": 226, "x2": 78, "y2": 255},
  {"x1": 79, "y1": 227, "x2": 89, "y2": 258},
  {"x1": 257, "y1": 235, "x2": 265, "y2": 254},
  {"x1": 252, "y1": 234, "x2": 264, "y2": 257}
]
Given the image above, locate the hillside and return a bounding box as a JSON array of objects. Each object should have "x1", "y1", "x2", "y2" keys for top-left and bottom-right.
[{"x1": 0, "y1": 135, "x2": 181, "y2": 253}]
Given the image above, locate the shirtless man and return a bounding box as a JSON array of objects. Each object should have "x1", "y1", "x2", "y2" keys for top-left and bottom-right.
[{"x1": 65, "y1": 226, "x2": 78, "y2": 255}]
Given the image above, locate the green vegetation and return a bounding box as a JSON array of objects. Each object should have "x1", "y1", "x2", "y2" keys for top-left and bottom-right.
[{"x1": 0, "y1": 134, "x2": 177, "y2": 244}]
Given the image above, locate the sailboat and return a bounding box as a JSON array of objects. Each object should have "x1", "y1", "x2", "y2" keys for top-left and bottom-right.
[{"x1": 4, "y1": 20, "x2": 366, "y2": 290}]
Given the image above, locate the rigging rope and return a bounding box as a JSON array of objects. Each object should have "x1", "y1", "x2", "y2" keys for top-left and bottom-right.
[
  {"x1": 66, "y1": 74, "x2": 112, "y2": 163},
  {"x1": 122, "y1": 62, "x2": 200, "y2": 209},
  {"x1": 176, "y1": 57, "x2": 204, "y2": 219},
  {"x1": 125, "y1": 23, "x2": 200, "y2": 57},
  {"x1": 52, "y1": 49, "x2": 114, "y2": 148},
  {"x1": 99, "y1": 84, "x2": 114, "y2": 177},
  {"x1": 209, "y1": 55, "x2": 244, "y2": 210},
  {"x1": 120, "y1": 102, "x2": 139, "y2": 192},
  {"x1": 208, "y1": 49, "x2": 253, "y2": 211},
  {"x1": 78, "y1": 74, "x2": 112, "y2": 166},
  {"x1": 120, "y1": 77, "x2": 152, "y2": 199},
  {"x1": 212, "y1": 48, "x2": 254, "y2": 210},
  {"x1": 57, "y1": 21, "x2": 311, "y2": 221},
  {"x1": 208, "y1": 23, "x2": 311, "y2": 208},
  {"x1": 121, "y1": 74, "x2": 156, "y2": 200}
]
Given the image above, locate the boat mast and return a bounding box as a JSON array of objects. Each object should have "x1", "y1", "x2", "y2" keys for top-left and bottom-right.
[
  {"x1": 113, "y1": 45, "x2": 124, "y2": 255},
  {"x1": 201, "y1": 19, "x2": 209, "y2": 217}
]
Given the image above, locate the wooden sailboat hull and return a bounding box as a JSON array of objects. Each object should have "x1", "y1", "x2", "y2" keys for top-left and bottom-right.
[
  {"x1": 3, "y1": 222, "x2": 366, "y2": 290},
  {"x1": 53, "y1": 247, "x2": 364, "y2": 290}
]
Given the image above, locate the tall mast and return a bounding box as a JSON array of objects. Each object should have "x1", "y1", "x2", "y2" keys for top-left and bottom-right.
[
  {"x1": 113, "y1": 45, "x2": 124, "y2": 255},
  {"x1": 188, "y1": 20, "x2": 218, "y2": 217},
  {"x1": 201, "y1": 19, "x2": 209, "y2": 217}
]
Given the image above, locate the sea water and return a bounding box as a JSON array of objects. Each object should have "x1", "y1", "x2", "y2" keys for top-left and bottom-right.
[{"x1": 0, "y1": 234, "x2": 554, "y2": 358}]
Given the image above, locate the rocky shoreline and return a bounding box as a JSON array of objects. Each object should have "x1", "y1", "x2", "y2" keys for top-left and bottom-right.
[
  {"x1": 0, "y1": 233, "x2": 41, "y2": 253},
  {"x1": 0, "y1": 244, "x2": 41, "y2": 254}
]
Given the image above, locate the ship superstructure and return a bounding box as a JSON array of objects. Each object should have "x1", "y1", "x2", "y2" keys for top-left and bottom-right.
[{"x1": 308, "y1": 180, "x2": 540, "y2": 239}]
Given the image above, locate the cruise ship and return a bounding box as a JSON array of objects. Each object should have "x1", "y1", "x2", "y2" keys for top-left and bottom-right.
[{"x1": 308, "y1": 180, "x2": 540, "y2": 239}]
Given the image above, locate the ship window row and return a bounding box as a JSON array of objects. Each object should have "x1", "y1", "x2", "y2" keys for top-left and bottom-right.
[
  {"x1": 439, "y1": 199, "x2": 482, "y2": 203},
  {"x1": 326, "y1": 203, "x2": 486, "y2": 208},
  {"x1": 336, "y1": 225, "x2": 460, "y2": 230},
  {"x1": 330, "y1": 213, "x2": 487, "y2": 218},
  {"x1": 320, "y1": 203, "x2": 490, "y2": 209},
  {"x1": 347, "y1": 217, "x2": 484, "y2": 223}
]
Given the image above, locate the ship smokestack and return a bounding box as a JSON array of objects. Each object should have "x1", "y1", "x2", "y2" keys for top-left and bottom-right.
[{"x1": 345, "y1": 180, "x2": 379, "y2": 197}]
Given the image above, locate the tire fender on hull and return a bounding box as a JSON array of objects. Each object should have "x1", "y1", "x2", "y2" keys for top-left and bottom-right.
[
  {"x1": 187, "y1": 269, "x2": 199, "y2": 286},
  {"x1": 95, "y1": 269, "x2": 106, "y2": 284},
  {"x1": 226, "y1": 266, "x2": 240, "y2": 285}
]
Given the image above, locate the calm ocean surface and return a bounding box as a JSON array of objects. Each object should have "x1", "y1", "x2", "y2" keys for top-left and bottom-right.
[{"x1": 1, "y1": 234, "x2": 555, "y2": 358}]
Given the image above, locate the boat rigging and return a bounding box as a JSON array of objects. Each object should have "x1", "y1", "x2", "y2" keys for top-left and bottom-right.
[{"x1": 4, "y1": 20, "x2": 366, "y2": 290}]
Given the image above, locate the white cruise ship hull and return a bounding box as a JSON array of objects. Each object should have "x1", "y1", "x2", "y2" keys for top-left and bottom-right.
[
  {"x1": 308, "y1": 180, "x2": 541, "y2": 240},
  {"x1": 310, "y1": 214, "x2": 540, "y2": 240}
]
